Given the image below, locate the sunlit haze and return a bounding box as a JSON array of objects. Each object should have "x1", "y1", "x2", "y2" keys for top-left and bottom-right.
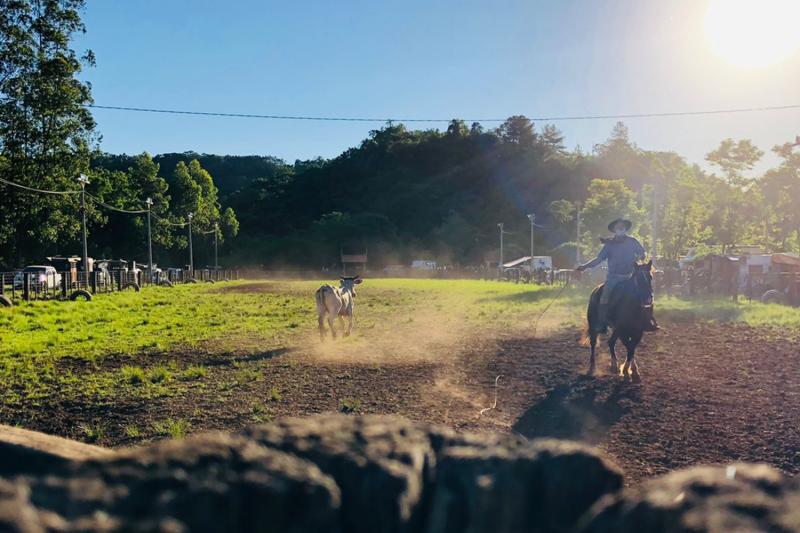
[{"x1": 705, "y1": 0, "x2": 800, "y2": 68}]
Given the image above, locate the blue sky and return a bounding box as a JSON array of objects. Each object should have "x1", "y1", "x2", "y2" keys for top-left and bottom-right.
[{"x1": 75, "y1": 0, "x2": 800, "y2": 172}]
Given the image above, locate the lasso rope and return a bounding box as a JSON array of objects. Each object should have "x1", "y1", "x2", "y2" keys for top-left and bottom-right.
[
  {"x1": 478, "y1": 375, "x2": 502, "y2": 417},
  {"x1": 531, "y1": 282, "x2": 570, "y2": 338}
]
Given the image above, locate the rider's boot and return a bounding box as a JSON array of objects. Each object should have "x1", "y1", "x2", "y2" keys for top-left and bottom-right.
[{"x1": 594, "y1": 303, "x2": 609, "y2": 334}]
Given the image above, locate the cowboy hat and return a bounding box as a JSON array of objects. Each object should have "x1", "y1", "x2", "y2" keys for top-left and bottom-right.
[{"x1": 607, "y1": 218, "x2": 632, "y2": 232}]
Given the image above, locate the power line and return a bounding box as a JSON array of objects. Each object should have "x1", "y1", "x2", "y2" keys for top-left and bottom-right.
[
  {"x1": 86, "y1": 103, "x2": 800, "y2": 123},
  {"x1": 86, "y1": 193, "x2": 148, "y2": 214},
  {"x1": 0, "y1": 176, "x2": 196, "y2": 228},
  {"x1": 0, "y1": 176, "x2": 80, "y2": 195}
]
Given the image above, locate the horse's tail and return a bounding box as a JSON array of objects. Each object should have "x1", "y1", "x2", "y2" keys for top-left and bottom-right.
[{"x1": 580, "y1": 285, "x2": 602, "y2": 346}]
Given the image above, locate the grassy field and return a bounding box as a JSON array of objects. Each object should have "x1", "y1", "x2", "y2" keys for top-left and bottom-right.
[{"x1": 2, "y1": 278, "x2": 800, "y2": 443}]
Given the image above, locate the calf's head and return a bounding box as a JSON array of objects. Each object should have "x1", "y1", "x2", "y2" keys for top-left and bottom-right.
[{"x1": 339, "y1": 275, "x2": 363, "y2": 296}]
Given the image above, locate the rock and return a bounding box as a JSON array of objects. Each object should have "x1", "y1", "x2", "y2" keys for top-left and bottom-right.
[
  {"x1": 0, "y1": 479, "x2": 45, "y2": 533},
  {"x1": 20, "y1": 432, "x2": 342, "y2": 533},
  {"x1": 243, "y1": 415, "x2": 623, "y2": 533},
  {"x1": 18, "y1": 415, "x2": 799, "y2": 533},
  {"x1": 580, "y1": 462, "x2": 800, "y2": 533},
  {"x1": 0, "y1": 424, "x2": 112, "y2": 477},
  {"x1": 425, "y1": 439, "x2": 624, "y2": 533},
  {"x1": 243, "y1": 415, "x2": 437, "y2": 533}
]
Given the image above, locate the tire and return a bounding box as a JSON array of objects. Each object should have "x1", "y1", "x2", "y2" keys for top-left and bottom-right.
[
  {"x1": 761, "y1": 289, "x2": 785, "y2": 305},
  {"x1": 122, "y1": 282, "x2": 141, "y2": 292},
  {"x1": 69, "y1": 289, "x2": 92, "y2": 302},
  {"x1": 187, "y1": 278, "x2": 197, "y2": 284},
  {"x1": 159, "y1": 280, "x2": 173, "y2": 288},
  {"x1": 205, "y1": 279, "x2": 215, "y2": 284},
  {"x1": 0, "y1": 295, "x2": 12, "y2": 307}
]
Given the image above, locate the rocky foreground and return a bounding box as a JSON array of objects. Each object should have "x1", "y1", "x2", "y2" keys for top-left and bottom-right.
[{"x1": 0, "y1": 415, "x2": 797, "y2": 532}]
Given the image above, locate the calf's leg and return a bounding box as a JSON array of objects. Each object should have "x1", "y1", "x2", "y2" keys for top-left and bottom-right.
[{"x1": 318, "y1": 312, "x2": 327, "y2": 341}]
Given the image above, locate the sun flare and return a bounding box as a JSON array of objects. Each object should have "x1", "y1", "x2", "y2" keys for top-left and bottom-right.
[{"x1": 705, "y1": 0, "x2": 800, "y2": 68}]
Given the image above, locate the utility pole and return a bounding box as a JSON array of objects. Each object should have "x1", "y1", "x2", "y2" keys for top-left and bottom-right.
[
  {"x1": 527, "y1": 214, "x2": 535, "y2": 277},
  {"x1": 214, "y1": 222, "x2": 219, "y2": 270},
  {"x1": 145, "y1": 197, "x2": 153, "y2": 282},
  {"x1": 651, "y1": 187, "x2": 658, "y2": 260},
  {"x1": 187, "y1": 212, "x2": 194, "y2": 277},
  {"x1": 575, "y1": 202, "x2": 582, "y2": 265},
  {"x1": 497, "y1": 223, "x2": 504, "y2": 279},
  {"x1": 78, "y1": 174, "x2": 90, "y2": 287}
]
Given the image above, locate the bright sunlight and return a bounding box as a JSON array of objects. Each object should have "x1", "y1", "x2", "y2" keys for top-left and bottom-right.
[{"x1": 705, "y1": 0, "x2": 800, "y2": 68}]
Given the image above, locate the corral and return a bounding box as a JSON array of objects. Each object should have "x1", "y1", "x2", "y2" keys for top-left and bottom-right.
[{"x1": 2, "y1": 278, "x2": 799, "y2": 484}]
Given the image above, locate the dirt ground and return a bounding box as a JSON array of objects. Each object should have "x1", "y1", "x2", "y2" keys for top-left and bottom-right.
[{"x1": 8, "y1": 289, "x2": 800, "y2": 485}]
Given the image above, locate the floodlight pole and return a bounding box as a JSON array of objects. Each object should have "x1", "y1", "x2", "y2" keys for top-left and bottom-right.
[
  {"x1": 78, "y1": 174, "x2": 90, "y2": 287},
  {"x1": 527, "y1": 213, "x2": 535, "y2": 279},
  {"x1": 187, "y1": 213, "x2": 194, "y2": 277},
  {"x1": 498, "y1": 223, "x2": 504, "y2": 279},
  {"x1": 575, "y1": 202, "x2": 582, "y2": 265},
  {"x1": 145, "y1": 197, "x2": 153, "y2": 282},
  {"x1": 214, "y1": 222, "x2": 219, "y2": 270},
  {"x1": 652, "y1": 187, "x2": 658, "y2": 260}
]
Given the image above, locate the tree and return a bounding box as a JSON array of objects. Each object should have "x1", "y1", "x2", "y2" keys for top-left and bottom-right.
[
  {"x1": 705, "y1": 138, "x2": 763, "y2": 186},
  {"x1": 659, "y1": 170, "x2": 711, "y2": 260},
  {"x1": 760, "y1": 138, "x2": 800, "y2": 252},
  {"x1": 446, "y1": 119, "x2": 468, "y2": 137},
  {"x1": 169, "y1": 159, "x2": 239, "y2": 252},
  {"x1": 540, "y1": 124, "x2": 566, "y2": 156},
  {"x1": 496, "y1": 115, "x2": 536, "y2": 146},
  {"x1": 579, "y1": 179, "x2": 644, "y2": 257},
  {"x1": 0, "y1": 0, "x2": 95, "y2": 266}
]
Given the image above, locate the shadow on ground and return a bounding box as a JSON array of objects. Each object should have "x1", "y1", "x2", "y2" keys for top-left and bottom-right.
[{"x1": 512, "y1": 375, "x2": 640, "y2": 443}]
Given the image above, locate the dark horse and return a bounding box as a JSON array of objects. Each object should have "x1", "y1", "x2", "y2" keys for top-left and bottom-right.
[{"x1": 586, "y1": 261, "x2": 654, "y2": 381}]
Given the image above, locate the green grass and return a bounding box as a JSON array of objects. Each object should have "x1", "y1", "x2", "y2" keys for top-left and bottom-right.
[
  {"x1": 340, "y1": 397, "x2": 362, "y2": 414},
  {"x1": 657, "y1": 295, "x2": 800, "y2": 327},
  {"x1": 152, "y1": 418, "x2": 191, "y2": 439},
  {"x1": 2, "y1": 278, "x2": 799, "y2": 408}
]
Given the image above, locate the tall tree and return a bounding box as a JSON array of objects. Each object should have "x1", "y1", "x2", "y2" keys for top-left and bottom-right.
[
  {"x1": 495, "y1": 115, "x2": 536, "y2": 146},
  {"x1": 705, "y1": 138, "x2": 763, "y2": 186},
  {"x1": 579, "y1": 179, "x2": 644, "y2": 257},
  {"x1": 0, "y1": 0, "x2": 95, "y2": 266}
]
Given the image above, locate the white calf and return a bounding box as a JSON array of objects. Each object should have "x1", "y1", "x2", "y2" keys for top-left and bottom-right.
[{"x1": 315, "y1": 275, "x2": 362, "y2": 340}]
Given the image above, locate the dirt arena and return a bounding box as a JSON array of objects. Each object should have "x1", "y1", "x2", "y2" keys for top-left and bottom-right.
[{"x1": 10, "y1": 280, "x2": 800, "y2": 485}]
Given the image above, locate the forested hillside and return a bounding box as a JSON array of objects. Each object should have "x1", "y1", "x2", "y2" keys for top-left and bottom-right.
[{"x1": 90, "y1": 118, "x2": 800, "y2": 269}]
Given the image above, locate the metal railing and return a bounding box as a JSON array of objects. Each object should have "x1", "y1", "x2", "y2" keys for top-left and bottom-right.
[{"x1": 0, "y1": 267, "x2": 241, "y2": 305}]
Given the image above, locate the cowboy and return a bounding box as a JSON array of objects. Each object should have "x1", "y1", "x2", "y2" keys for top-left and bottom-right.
[{"x1": 576, "y1": 218, "x2": 658, "y2": 333}]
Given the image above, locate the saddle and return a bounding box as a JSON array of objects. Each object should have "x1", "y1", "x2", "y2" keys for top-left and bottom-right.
[{"x1": 595, "y1": 279, "x2": 659, "y2": 331}]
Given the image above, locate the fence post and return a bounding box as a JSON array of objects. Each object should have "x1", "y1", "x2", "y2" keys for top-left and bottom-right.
[
  {"x1": 61, "y1": 273, "x2": 68, "y2": 298},
  {"x1": 22, "y1": 273, "x2": 30, "y2": 301}
]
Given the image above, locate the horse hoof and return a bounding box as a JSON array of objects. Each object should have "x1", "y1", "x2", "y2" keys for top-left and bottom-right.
[{"x1": 631, "y1": 373, "x2": 641, "y2": 383}]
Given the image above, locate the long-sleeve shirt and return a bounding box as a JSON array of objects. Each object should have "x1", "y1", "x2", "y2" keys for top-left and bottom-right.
[{"x1": 581, "y1": 236, "x2": 646, "y2": 276}]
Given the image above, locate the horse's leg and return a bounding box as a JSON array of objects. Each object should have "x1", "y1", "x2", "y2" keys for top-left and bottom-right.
[
  {"x1": 621, "y1": 334, "x2": 632, "y2": 378},
  {"x1": 589, "y1": 331, "x2": 598, "y2": 375},
  {"x1": 607, "y1": 330, "x2": 619, "y2": 373},
  {"x1": 628, "y1": 330, "x2": 643, "y2": 383}
]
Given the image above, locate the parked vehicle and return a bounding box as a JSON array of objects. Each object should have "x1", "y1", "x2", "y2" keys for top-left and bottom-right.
[{"x1": 13, "y1": 266, "x2": 62, "y2": 290}]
